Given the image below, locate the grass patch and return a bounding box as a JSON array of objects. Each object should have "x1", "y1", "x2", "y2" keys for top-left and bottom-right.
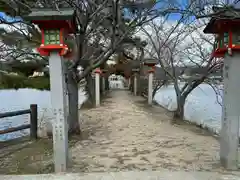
[{"x1": 0, "y1": 135, "x2": 81, "y2": 174}]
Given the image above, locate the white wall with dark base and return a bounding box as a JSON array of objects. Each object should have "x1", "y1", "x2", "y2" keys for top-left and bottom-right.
[{"x1": 0, "y1": 88, "x2": 86, "y2": 142}]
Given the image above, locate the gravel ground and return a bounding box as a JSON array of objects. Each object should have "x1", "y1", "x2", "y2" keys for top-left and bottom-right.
[
  {"x1": 69, "y1": 90, "x2": 227, "y2": 173},
  {"x1": 1, "y1": 171, "x2": 240, "y2": 180}
]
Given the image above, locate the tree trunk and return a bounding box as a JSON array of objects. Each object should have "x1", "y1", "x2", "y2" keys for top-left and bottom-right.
[
  {"x1": 67, "y1": 71, "x2": 81, "y2": 134},
  {"x1": 130, "y1": 76, "x2": 134, "y2": 92},
  {"x1": 105, "y1": 76, "x2": 109, "y2": 90},
  {"x1": 100, "y1": 76, "x2": 104, "y2": 95},
  {"x1": 152, "y1": 80, "x2": 167, "y2": 100},
  {"x1": 172, "y1": 80, "x2": 186, "y2": 120},
  {"x1": 174, "y1": 96, "x2": 186, "y2": 120},
  {"x1": 152, "y1": 86, "x2": 158, "y2": 100},
  {"x1": 152, "y1": 80, "x2": 160, "y2": 100},
  {"x1": 85, "y1": 73, "x2": 95, "y2": 107},
  {"x1": 136, "y1": 73, "x2": 140, "y2": 95}
]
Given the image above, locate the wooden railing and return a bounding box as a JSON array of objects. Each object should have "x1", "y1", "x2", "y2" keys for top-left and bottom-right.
[{"x1": 0, "y1": 104, "x2": 38, "y2": 140}]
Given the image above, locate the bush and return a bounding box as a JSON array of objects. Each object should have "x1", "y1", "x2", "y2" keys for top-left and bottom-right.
[
  {"x1": 0, "y1": 73, "x2": 50, "y2": 90},
  {"x1": 24, "y1": 76, "x2": 50, "y2": 90}
]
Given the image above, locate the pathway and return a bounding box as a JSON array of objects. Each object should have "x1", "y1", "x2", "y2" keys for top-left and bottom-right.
[
  {"x1": 69, "y1": 90, "x2": 225, "y2": 173},
  {"x1": 1, "y1": 90, "x2": 240, "y2": 179},
  {"x1": 1, "y1": 171, "x2": 239, "y2": 180}
]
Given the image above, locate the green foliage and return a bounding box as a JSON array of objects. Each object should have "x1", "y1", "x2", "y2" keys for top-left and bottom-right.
[
  {"x1": 0, "y1": 72, "x2": 50, "y2": 90},
  {"x1": 0, "y1": 73, "x2": 25, "y2": 89},
  {"x1": 8, "y1": 60, "x2": 46, "y2": 77},
  {"x1": 0, "y1": 57, "x2": 49, "y2": 90},
  {"x1": 24, "y1": 76, "x2": 50, "y2": 90}
]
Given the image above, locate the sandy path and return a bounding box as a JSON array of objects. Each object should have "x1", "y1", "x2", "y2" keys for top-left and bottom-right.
[{"x1": 69, "y1": 90, "x2": 221, "y2": 173}]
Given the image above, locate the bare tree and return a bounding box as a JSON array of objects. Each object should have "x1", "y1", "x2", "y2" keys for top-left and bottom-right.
[
  {"x1": 0, "y1": 0, "x2": 216, "y2": 131},
  {"x1": 0, "y1": 0, "x2": 163, "y2": 134},
  {"x1": 140, "y1": 16, "x2": 222, "y2": 120}
]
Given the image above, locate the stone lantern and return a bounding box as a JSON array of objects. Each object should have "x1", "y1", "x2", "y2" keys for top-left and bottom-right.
[
  {"x1": 204, "y1": 6, "x2": 240, "y2": 170},
  {"x1": 25, "y1": 8, "x2": 77, "y2": 57},
  {"x1": 143, "y1": 59, "x2": 157, "y2": 105},
  {"x1": 132, "y1": 68, "x2": 140, "y2": 96},
  {"x1": 24, "y1": 8, "x2": 77, "y2": 173}
]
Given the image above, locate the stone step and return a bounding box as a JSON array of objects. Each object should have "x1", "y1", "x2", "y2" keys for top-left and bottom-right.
[{"x1": 1, "y1": 171, "x2": 240, "y2": 180}]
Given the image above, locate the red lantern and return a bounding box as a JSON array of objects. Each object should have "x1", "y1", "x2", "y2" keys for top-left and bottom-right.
[
  {"x1": 94, "y1": 68, "x2": 102, "y2": 74},
  {"x1": 143, "y1": 59, "x2": 156, "y2": 73},
  {"x1": 24, "y1": 8, "x2": 77, "y2": 57},
  {"x1": 204, "y1": 8, "x2": 240, "y2": 57}
]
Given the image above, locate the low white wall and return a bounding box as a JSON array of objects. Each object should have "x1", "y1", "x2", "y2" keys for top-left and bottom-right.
[
  {"x1": 0, "y1": 88, "x2": 86, "y2": 141},
  {"x1": 154, "y1": 83, "x2": 224, "y2": 135},
  {"x1": 109, "y1": 80, "x2": 124, "y2": 89}
]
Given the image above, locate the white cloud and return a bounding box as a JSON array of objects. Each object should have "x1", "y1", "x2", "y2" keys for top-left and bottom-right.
[{"x1": 136, "y1": 17, "x2": 214, "y2": 67}]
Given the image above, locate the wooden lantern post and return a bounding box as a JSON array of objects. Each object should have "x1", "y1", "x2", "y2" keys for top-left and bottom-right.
[
  {"x1": 132, "y1": 68, "x2": 140, "y2": 96},
  {"x1": 25, "y1": 8, "x2": 77, "y2": 173},
  {"x1": 144, "y1": 59, "x2": 157, "y2": 105},
  {"x1": 204, "y1": 6, "x2": 240, "y2": 170}
]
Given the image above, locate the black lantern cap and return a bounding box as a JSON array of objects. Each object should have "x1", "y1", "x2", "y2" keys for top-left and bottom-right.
[
  {"x1": 143, "y1": 58, "x2": 158, "y2": 65},
  {"x1": 132, "y1": 68, "x2": 140, "y2": 72},
  {"x1": 203, "y1": 6, "x2": 240, "y2": 34},
  {"x1": 24, "y1": 8, "x2": 76, "y2": 21},
  {"x1": 101, "y1": 69, "x2": 108, "y2": 73}
]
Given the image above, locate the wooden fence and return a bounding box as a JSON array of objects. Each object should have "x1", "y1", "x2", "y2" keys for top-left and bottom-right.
[{"x1": 0, "y1": 104, "x2": 38, "y2": 140}]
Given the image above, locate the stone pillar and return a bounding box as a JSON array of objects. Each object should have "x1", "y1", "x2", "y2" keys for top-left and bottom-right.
[
  {"x1": 95, "y1": 68, "x2": 101, "y2": 107},
  {"x1": 201, "y1": 10, "x2": 240, "y2": 170},
  {"x1": 49, "y1": 52, "x2": 68, "y2": 172},
  {"x1": 148, "y1": 67, "x2": 154, "y2": 105},
  {"x1": 128, "y1": 78, "x2": 131, "y2": 89},
  {"x1": 220, "y1": 53, "x2": 240, "y2": 170},
  {"x1": 134, "y1": 73, "x2": 137, "y2": 96},
  {"x1": 132, "y1": 68, "x2": 140, "y2": 95}
]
